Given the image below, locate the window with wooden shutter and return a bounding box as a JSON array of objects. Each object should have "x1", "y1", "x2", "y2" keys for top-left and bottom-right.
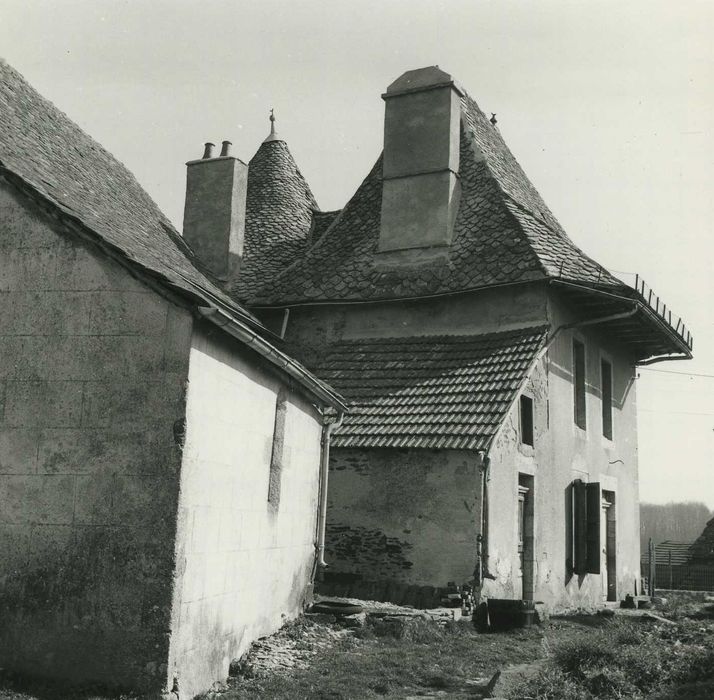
[
  {"x1": 586, "y1": 482, "x2": 602, "y2": 574},
  {"x1": 571, "y1": 479, "x2": 602, "y2": 575},
  {"x1": 572, "y1": 480, "x2": 588, "y2": 575}
]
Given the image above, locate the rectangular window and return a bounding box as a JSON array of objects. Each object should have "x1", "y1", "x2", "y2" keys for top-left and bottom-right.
[
  {"x1": 573, "y1": 340, "x2": 586, "y2": 430},
  {"x1": 519, "y1": 395, "x2": 534, "y2": 446},
  {"x1": 601, "y1": 359, "x2": 613, "y2": 440}
]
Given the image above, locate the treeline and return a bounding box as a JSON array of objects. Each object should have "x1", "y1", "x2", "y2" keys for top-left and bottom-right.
[{"x1": 640, "y1": 502, "x2": 713, "y2": 551}]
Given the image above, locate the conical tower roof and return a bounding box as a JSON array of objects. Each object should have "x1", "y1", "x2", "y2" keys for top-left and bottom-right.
[{"x1": 229, "y1": 113, "x2": 319, "y2": 300}]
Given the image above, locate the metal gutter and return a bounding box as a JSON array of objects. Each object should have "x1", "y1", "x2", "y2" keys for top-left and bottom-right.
[{"x1": 197, "y1": 306, "x2": 348, "y2": 412}]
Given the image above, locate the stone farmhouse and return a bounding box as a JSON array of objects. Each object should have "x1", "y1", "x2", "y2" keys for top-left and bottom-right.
[
  {"x1": 0, "y1": 60, "x2": 347, "y2": 698},
  {"x1": 222, "y1": 67, "x2": 693, "y2": 611}
]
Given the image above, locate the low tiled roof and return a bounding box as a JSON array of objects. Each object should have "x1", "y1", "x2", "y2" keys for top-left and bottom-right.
[
  {"x1": 0, "y1": 60, "x2": 259, "y2": 328},
  {"x1": 313, "y1": 326, "x2": 548, "y2": 450},
  {"x1": 641, "y1": 541, "x2": 694, "y2": 566},
  {"x1": 230, "y1": 139, "x2": 318, "y2": 300},
  {"x1": 249, "y1": 90, "x2": 621, "y2": 306}
]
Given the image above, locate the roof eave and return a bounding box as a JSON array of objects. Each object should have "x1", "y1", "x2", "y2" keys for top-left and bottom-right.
[{"x1": 550, "y1": 279, "x2": 693, "y2": 361}]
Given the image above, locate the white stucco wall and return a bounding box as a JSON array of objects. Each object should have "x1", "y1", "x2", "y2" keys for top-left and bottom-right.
[
  {"x1": 484, "y1": 295, "x2": 640, "y2": 611},
  {"x1": 166, "y1": 323, "x2": 323, "y2": 699}
]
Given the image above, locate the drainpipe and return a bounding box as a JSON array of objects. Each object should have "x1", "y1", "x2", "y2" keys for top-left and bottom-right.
[
  {"x1": 538, "y1": 306, "x2": 639, "y2": 361},
  {"x1": 476, "y1": 451, "x2": 493, "y2": 585},
  {"x1": 316, "y1": 411, "x2": 344, "y2": 571}
]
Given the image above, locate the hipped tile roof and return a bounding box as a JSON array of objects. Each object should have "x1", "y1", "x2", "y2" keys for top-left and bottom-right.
[
  {"x1": 249, "y1": 91, "x2": 621, "y2": 306},
  {"x1": 0, "y1": 60, "x2": 259, "y2": 328},
  {"x1": 231, "y1": 139, "x2": 319, "y2": 300},
  {"x1": 313, "y1": 326, "x2": 548, "y2": 450}
]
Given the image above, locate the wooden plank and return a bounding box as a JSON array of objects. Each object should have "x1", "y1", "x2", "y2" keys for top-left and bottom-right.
[
  {"x1": 573, "y1": 480, "x2": 588, "y2": 575},
  {"x1": 586, "y1": 482, "x2": 601, "y2": 574}
]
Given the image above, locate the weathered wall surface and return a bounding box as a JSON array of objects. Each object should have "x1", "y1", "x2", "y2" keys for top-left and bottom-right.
[
  {"x1": 484, "y1": 293, "x2": 640, "y2": 610},
  {"x1": 277, "y1": 283, "x2": 547, "y2": 363},
  {"x1": 166, "y1": 323, "x2": 323, "y2": 699},
  {"x1": 277, "y1": 281, "x2": 641, "y2": 610},
  {"x1": 325, "y1": 449, "x2": 481, "y2": 592},
  {"x1": 0, "y1": 184, "x2": 193, "y2": 689}
]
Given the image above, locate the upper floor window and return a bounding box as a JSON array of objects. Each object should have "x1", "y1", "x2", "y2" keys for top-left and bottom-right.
[
  {"x1": 601, "y1": 359, "x2": 613, "y2": 440},
  {"x1": 520, "y1": 395, "x2": 534, "y2": 446},
  {"x1": 573, "y1": 340, "x2": 586, "y2": 430}
]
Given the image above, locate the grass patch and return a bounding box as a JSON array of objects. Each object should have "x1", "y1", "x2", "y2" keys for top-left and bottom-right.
[
  {"x1": 508, "y1": 616, "x2": 714, "y2": 700},
  {"x1": 217, "y1": 617, "x2": 546, "y2": 699}
]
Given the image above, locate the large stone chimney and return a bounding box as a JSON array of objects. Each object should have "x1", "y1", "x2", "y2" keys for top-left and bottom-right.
[
  {"x1": 379, "y1": 66, "x2": 463, "y2": 253},
  {"x1": 182, "y1": 140, "x2": 248, "y2": 282}
]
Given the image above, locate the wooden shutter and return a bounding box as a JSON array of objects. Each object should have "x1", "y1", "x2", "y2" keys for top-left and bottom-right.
[
  {"x1": 586, "y1": 482, "x2": 601, "y2": 574},
  {"x1": 573, "y1": 480, "x2": 588, "y2": 575}
]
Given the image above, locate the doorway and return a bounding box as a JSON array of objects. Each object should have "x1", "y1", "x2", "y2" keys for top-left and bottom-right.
[
  {"x1": 517, "y1": 474, "x2": 535, "y2": 600},
  {"x1": 601, "y1": 491, "x2": 616, "y2": 602}
]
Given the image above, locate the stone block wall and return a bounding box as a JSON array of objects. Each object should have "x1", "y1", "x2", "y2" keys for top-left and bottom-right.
[
  {"x1": 0, "y1": 183, "x2": 193, "y2": 690},
  {"x1": 323, "y1": 448, "x2": 480, "y2": 592},
  {"x1": 166, "y1": 323, "x2": 323, "y2": 699}
]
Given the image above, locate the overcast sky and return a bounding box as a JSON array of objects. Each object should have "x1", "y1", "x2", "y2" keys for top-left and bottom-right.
[{"x1": 2, "y1": 0, "x2": 712, "y2": 507}]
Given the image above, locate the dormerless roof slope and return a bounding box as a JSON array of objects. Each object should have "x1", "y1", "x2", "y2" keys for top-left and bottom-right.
[
  {"x1": 0, "y1": 60, "x2": 346, "y2": 410},
  {"x1": 250, "y1": 91, "x2": 622, "y2": 306},
  {"x1": 0, "y1": 59, "x2": 254, "y2": 322},
  {"x1": 314, "y1": 327, "x2": 549, "y2": 451}
]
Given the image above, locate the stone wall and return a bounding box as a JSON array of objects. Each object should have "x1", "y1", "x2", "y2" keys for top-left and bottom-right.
[
  {"x1": 0, "y1": 183, "x2": 193, "y2": 689},
  {"x1": 166, "y1": 323, "x2": 323, "y2": 699},
  {"x1": 322, "y1": 448, "x2": 481, "y2": 599}
]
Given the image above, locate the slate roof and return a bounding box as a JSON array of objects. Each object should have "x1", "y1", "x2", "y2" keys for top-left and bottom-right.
[
  {"x1": 312, "y1": 326, "x2": 548, "y2": 450},
  {"x1": 0, "y1": 59, "x2": 262, "y2": 328},
  {"x1": 249, "y1": 91, "x2": 621, "y2": 306},
  {"x1": 0, "y1": 60, "x2": 347, "y2": 410},
  {"x1": 231, "y1": 138, "x2": 319, "y2": 300}
]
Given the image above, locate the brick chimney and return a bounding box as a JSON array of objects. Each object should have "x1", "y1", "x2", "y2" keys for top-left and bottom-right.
[
  {"x1": 379, "y1": 66, "x2": 463, "y2": 253},
  {"x1": 182, "y1": 141, "x2": 248, "y2": 282}
]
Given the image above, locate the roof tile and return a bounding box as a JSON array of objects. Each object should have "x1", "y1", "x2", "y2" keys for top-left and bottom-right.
[{"x1": 313, "y1": 326, "x2": 548, "y2": 451}]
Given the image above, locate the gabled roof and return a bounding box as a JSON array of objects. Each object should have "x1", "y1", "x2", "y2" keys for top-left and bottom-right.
[
  {"x1": 312, "y1": 326, "x2": 548, "y2": 450},
  {"x1": 249, "y1": 91, "x2": 621, "y2": 307},
  {"x1": 0, "y1": 60, "x2": 346, "y2": 411},
  {"x1": 230, "y1": 137, "x2": 319, "y2": 300}
]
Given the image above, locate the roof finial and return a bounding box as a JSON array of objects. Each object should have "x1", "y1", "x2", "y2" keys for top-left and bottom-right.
[
  {"x1": 490, "y1": 113, "x2": 498, "y2": 126},
  {"x1": 263, "y1": 107, "x2": 281, "y2": 143}
]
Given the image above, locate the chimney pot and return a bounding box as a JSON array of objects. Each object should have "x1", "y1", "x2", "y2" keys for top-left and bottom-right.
[
  {"x1": 183, "y1": 148, "x2": 247, "y2": 282},
  {"x1": 220, "y1": 140, "x2": 232, "y2": 157},
  {"x1": 202, "y1": 142, "x2": 216, "y2": 159}
]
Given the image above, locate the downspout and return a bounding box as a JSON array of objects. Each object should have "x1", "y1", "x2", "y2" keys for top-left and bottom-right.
[
  {"x1": 315, "y1": 411, "x2": 344, "y2": 572},
  {"x1": 476, "y1": 451, "x2": 492, "y2": 585}
]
